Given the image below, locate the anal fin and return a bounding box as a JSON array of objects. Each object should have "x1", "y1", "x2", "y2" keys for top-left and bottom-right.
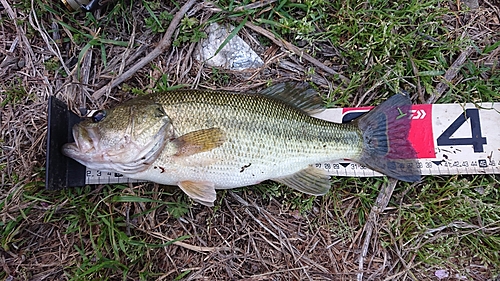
[
  {"x1": 272, "y1": 166, "x2": 331, "y2": 196},
  {"x1": 178, "y1": 181, "x2": 216, "y2": 207}
]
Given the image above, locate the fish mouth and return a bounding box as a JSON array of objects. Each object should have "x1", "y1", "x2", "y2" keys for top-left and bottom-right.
[
  {"x1": 61, "y1": 124, "x2": 103, "y2": 165},
  {"x1": 62, "y1": 122, "x2": 170, "y2": 174}
]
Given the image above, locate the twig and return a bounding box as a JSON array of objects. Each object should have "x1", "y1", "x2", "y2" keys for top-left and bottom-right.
[
  {"x1": 145, "y1": 230, "x2": 232, "y2": 253},
  {"x1": 117, "y1": 18, "x2": 137, "y2": 80},
  {"x1": 203, "y1": 0, "x2": 278, "y2": 14},
  {"x1": 426, "y1": 46, "x2": 475, "y2": 104},
  {"x1": 28, "y1": 0, "x2": 71, "y2": 76},
  {"x1": 406, "y1": 50, "x2": 424, "y2": 103},
  {"x1": 1, "y1": 0, "x2": 35, "y2": 60},
  {"x1": 357, "y1": 178, "x2": 398, "y2": 281},
  {"x1": 482, "y1": 0, "x2": 500, "y2": 19},
  {"x1": 230, "y1": 192, "x2": 331, "y2": 275},
  {"x1": 233, "y1": 0, "x2": 278, "y2": 12},
  {"x1": 383, "y1": 222, "x2": 418, "y2": 281},
  {"x1": 242, "y1": 21, "x2": 350, "y2": 84},
  {"x1": 92, "y1": 0, "x2": 197, "y2": 100}
]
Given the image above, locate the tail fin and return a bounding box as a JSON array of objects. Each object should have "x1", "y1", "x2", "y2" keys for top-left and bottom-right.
[{"x1": 355, "y1": 94, "x2": 421, "y2": 182}]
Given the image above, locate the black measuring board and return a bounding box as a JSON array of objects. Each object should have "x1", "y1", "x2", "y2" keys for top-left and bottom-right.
[{"x1": 45, "y1": 96, "x2": 87, "y2": 189}]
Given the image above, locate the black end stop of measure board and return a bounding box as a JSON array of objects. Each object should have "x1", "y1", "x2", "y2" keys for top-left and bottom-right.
[{"x1": 45, "y1": 96, "x2": 87, "y2": 190}]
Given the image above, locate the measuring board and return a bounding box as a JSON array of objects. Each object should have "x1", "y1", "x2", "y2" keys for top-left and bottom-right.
[{"x1": 45, "y1": 96, "x2": 500, "y2": 189}]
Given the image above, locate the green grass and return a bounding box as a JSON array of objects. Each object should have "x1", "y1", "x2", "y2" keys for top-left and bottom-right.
[
  {"x1": 0, "y1": 78, "x2": 29, "y2": 107},
  {"x1": 385, "y1": 175, "x2": 500, "y2": 274},
  {"x1": 1, "y1": 0, "x2": 499, "y2": 279},
  {"x1": 143, "y1": 0, "x2": 174, "y2": 33},
  {"x1": 34, "y1": 185, "x2": 189, "y2": 280}
]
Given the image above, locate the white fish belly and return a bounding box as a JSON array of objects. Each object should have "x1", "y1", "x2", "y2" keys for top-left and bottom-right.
[{"x1": 130, "y1": 131, "x2": 361, "y2": 189}]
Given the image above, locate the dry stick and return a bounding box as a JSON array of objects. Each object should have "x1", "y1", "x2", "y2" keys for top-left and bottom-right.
[
  {"x1": 427, "y1": 46, "x2": 475, "y2": 104},
  {"x1": 231, "y1": 192, "x2": 331, "y2": 275},
  {"x1": 406, "y1": 50, "x2": 424, "y2": 103},
  {"x1": 383, "y1": 222, "x2": 419, "y2": 281},
  {"x1": 92, "y1": 0, "x2": 197, "y2": 100},
  {"x1": 28, "y1": 2, "x2": 71, "y2": 76},
  {"x1": 356, "y1": 178, "x2": 398, "y2": 281},
  {"x1": 243, "y1": 21, "x2": 351, "y2": 84},
  {"x1": 145, "y1": 230, "x2": 232, "y2": 253},
  {"x1": 1, "y1": 0, "x2": 35, "y2": 60},
  {"x1": 232, "y1": 0, "x2": 278, "y2": 12}
]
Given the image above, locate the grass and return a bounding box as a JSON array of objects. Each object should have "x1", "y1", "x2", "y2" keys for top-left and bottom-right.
[
  {"x1": 17, "y1": 184, "x2": 190, "y2": 280},
  {"x1": 0, "y1": 78, "x2": 28, "y2": 107},
  {"x1": 1, "y1": 0, "x2": 499, "y2": 279},
  {"x1": 389, "y1": 176, "x2": 500, "y2": 275}
]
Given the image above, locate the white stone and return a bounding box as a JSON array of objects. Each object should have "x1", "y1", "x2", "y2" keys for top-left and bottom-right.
[{"x1": 196, "y1": 23, "x2": 264, "y2": 70}]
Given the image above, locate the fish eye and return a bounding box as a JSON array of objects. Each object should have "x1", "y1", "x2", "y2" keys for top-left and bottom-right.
[{"x1": 91, "y1": 110, "x2": 106, "y2": 123}]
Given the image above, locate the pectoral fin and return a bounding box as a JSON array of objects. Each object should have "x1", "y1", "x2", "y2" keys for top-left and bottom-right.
[
  {"x1": 173, "y1": 128, "x2": 226, "y2": 157},
  {"x1": 272, "y1": 166, "x2": 331, "y2": 196},
  {"x1": 178, "y1": 180, "x2": 216, "y2": 207}
]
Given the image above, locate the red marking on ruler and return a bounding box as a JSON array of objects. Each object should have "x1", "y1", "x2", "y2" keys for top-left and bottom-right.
[
  {"x1": 342, "y1": 105, "x2": 435, "y2": 159},
  {"x1": 408, "y1": 104, "x2": 435, "y2": 158}
]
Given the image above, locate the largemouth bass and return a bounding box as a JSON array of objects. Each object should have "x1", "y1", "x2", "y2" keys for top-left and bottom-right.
[{"x1": 62, "y1": 82, "x2": 420, "y2": 206}]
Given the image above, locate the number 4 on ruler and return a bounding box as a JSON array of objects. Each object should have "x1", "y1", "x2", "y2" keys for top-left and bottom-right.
[{"x1": 436, "y1": 109, "x2": 487, "y2": 153}]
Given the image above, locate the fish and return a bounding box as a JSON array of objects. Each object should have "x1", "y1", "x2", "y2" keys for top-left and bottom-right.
[{"x1": 62, "y1": 82, "x2": 421, "y2": 206}]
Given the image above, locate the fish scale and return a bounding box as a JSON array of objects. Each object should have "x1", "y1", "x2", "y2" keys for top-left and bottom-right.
[
  {"x1": 139, "y1": 90, "x2": 363, "y2": 188},
  {"x1": 63, "y1": 82, "x2": 420, "y2": 206}
]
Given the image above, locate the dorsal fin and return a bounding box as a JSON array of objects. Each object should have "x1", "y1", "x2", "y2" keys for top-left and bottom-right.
[{"x1": 257, "y1": 82, "x2": 325, "y2": 115}]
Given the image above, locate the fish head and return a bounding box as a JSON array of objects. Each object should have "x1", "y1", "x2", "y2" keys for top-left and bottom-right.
[{"x1": 62, "y1": 98, "x2": 174, "y2": 174}]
